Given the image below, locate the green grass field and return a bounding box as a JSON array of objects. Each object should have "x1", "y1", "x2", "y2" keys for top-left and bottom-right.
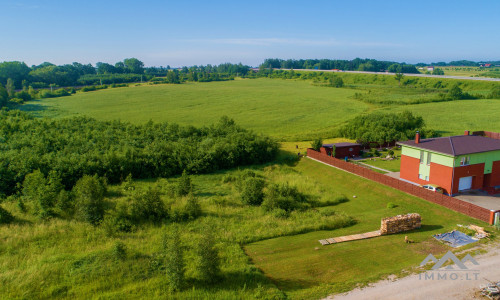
[
  {"x1": 23, "y1": 77, "x2": 500, "y2": 140},
  {"x1": 384, "y1": 99, "x2": 500, "y2": 135},
  {"x1": 0, "y1": 155, "x2": 489, "y2": 299},
  {"x1": 244, "y1": 158, "x2": 490, "y2": 299},
  {"x1": 9, "y1": 74, "x2": 499, "y2": 299},
  {"x1": 28, "y1": 79, "x2": 368, "y2": 141}
]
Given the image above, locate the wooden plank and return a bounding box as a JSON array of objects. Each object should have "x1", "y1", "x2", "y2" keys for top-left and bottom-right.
[{"x1": 319, "y1": 230, "x2": 382, "y2": 245}]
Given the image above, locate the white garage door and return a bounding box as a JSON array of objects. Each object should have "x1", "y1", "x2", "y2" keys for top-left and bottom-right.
[{"x1": 458, "y1": 176, "x2": 473, "y2": 191}]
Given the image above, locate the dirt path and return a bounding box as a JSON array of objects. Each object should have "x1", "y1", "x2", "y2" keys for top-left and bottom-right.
[{"x1": 326, "y1": 243, "x2": 500, "y2": 300}]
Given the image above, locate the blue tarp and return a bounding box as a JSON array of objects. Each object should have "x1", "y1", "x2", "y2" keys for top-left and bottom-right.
[{"x1": 433, "y1": 230, "x2": 478, "y2": 248}]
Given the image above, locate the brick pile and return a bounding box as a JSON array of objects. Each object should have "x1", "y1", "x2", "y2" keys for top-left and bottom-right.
[{"x1": 380, "y1": 213, "x2": 421, "y2": 235}]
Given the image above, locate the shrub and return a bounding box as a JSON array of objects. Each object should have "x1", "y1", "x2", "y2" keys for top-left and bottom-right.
[
  {"x1": 170, "y1": 195, "x2": 202, "y2": 222},
  {"x1": 176, "y1": 171, "x2": 192, "y2": 197},
  {"x1": 262, "y1": 183, "x2": 308, "y2": 212},
  {"x1": 311, "y1": 138, "x2": 323, "y2": 151},
  {"x1": 0, "y1": 205, "x2": 14, "y2": 224},
  {"x1": 122, "y1": 173, "x2": 135, "y2": 192},
  {"x1": 165, "y1": 227, "x2": 185, "y2": 291},
  {"x1": 129, "y1": 187, "x2": 167, "y2": 223},
  {"x1": 240, "y1": 177, "x2": 266, "y2": 205},
  {"x1": 22, "y1": 170, "x2": 64, "y2": 217},
  {"x1": 112, "y1": 241, "x2": 127, "y2": 261},
  {"x1": 72, "y1": 175, "x2": 107, "y2": 225},
  {"x1": 386, "y1": 202, "x2": 397, "y2": 209},
  {"x1": 183, "y1": 195, "x2": 201, "y2": 220},
  {"x1": 196, "y1": 228, "x2": 221, "y2": 283},
  {"x1": 388, "y1": 150, "x2": 394, "y2": 156}
]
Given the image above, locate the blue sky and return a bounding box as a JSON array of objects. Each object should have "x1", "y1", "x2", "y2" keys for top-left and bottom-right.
[{"x1": 1, "y1": 0, "x2": 499, "y2": 67}]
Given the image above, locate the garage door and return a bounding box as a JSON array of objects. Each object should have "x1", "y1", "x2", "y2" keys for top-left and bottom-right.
[{"x1": 458, "y1": 176, "x2": 473, "y2": 191}]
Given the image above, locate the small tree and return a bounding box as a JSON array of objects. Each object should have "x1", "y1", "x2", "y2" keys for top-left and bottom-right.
[
  {"x1": 448, "y1": 84, "x2": 463, "y2": 99},
  {"x1": 165, "y1": 227, "x2": 185, "y2": 291},
  {"x1": 311, "y1": 138, "x2": 323, "y2": 151},
  {"x1": 129, "y1": 187, "x2": 167, "y2": 223},
  {"x1": 176, "y1": 170, "x2": 192, "y2": 196},
  {"x1": 330, "y1": 76, "x2": 344, "y2": 88},
  {"x1": 331, "y1": 145, "x2": 336, "y2": 157},
  {"x1": 196, "y1": 228, "x2": 221, "y2": 283},
  {"x1": 394, "y1": 73, "x2": 404, "y2": 86},
  {"x1": 6, "y1": 78, "x2": 14, "y2": 98},
  {"x1": 72, "y1": 175, "x2": 107, "y2": 225},
  {"x1": 240, "y1": 177, "x2": 265, "y2": 205}
]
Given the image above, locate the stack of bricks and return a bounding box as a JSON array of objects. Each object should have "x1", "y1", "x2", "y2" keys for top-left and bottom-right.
[{"x1": 380, "y1": 213, "x2": 421, "y2": 235}]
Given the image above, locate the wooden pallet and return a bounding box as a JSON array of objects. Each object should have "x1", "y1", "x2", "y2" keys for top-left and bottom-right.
[{"x1": 319, "y1": 230, "x2": 381, "y2": 245}]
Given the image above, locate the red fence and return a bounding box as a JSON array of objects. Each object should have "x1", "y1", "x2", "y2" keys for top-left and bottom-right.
[{"x1": 307, "y1": 148, "x2": 496, "y2": 224}]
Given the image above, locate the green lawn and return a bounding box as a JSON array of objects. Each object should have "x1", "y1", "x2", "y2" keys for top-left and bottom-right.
[
  {"x1": 384, "y1": 99, "x2": 500, "y2": 136},
  {"x1": 245, "y1": 158, "x2": 489, "y2": 299},
  {"x1": 359, "y1": 149, "x2": 402, "y2": 172},
  {"x1": 25, "y1": 78, "x2": 369, "y2": 141}
]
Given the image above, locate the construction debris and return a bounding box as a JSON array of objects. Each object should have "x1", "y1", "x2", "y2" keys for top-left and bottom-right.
[
  {"x1": 380, "y1": 213, "x2": 421, "y2": 235},
  {"x1": 469, "y1": 224, "x2": 490, "y2": 239},
  {"x1": 479, "y1": 281, "x2": 500, "y2": 299}
]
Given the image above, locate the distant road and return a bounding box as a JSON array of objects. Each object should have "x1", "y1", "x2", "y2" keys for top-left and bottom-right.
[{"x1": 281, "y1": 69, "x2": 500, "y2": 82}]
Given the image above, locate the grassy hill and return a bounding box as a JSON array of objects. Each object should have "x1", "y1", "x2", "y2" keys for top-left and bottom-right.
[
  {"x1": 27, "y1": 78, "x2": 368, "y2": 141},
  {"x1": 23, "y1": 76, "x2": 500, "y2": 139}
]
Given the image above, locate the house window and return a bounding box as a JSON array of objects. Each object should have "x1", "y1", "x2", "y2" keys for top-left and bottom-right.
[
  {"x1": 427, "y1": 152, "x2": 432, "y2": 166},
  {"x1": 349, "y1": 148, "x2": 353, "y2": 152},
  {"x1": 419, "y1": 174, "x2": 424, "y2": 180},
  {"x1": 460, "y1": 156, "x2": 470, "y2": 166},
  {"x1": 425, "y1": 175, "x2": 429, "y2": 181},
  {"x1": 420, "y1": 151, "x2": 424, "y2": 164}
]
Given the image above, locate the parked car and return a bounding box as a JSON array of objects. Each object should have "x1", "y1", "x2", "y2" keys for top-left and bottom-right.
[{"x1": 420, "y1": 184, "x2": 443, "y2": 193}]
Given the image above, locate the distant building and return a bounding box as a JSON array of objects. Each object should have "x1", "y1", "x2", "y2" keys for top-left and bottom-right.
[
  {"x1": 320, "y1": 142, "x2": 361, "y2": 159},
  {"x1": 480, "y1": 63, "x2": 492, "y2": 68},
  {"x1": 426, "y1": 66, "x2": 434, "y2": 71}
]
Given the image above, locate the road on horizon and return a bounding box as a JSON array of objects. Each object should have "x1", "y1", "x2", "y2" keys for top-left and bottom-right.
[{"x1": 280, "y1": 69, "x2": 500, "y2": 82}]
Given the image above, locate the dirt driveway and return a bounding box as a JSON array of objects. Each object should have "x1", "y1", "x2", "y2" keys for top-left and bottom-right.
[{"x1": 326, "y1": 242, "x2": 500, "y2": 300}]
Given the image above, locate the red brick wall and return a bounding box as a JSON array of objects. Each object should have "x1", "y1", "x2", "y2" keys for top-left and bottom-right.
[
  {"x1": 452, "y1": 163, "x2": 485, "y2": 194},
  {"x1": 307, "y1": 148, "x2": 495, "y2": 224},
  {"x1": 484, "y1": 161, "x2": 500, "y2": 187}
]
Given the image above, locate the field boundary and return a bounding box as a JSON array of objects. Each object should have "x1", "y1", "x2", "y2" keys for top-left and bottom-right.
[{"x1": 307, "y1": 148, "x2": 498, "y2": 224}]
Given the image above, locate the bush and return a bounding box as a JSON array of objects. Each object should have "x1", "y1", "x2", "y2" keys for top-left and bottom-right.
[
  {"x1": 311, "y1": 138, "x2": 323, "y2": 151},
  {"x1": 388, "y1": 150, "x2": 394, "y2": 156},
  {"x1": 129, "y1": 187, "x2": 167, "y2": 223},
  {"x1": 112, "y1": 241, "x2": 127, "y2": 261},
  {"x1": 176, "y1": 171, "x2": 192, "y2": 197},
  {"x1": 72, "y1": 175, "x2": 107, "y2": 225},
  {"x1": 262, "y1": 183, "x2": 308, "y2": 212},
  {"x1": 240, "y1": 177, "x2": 266, "y2": 205},
  {"x1": 196, "y1": 228, "x2": 220, "y2": 283},
  {"x1": 170, "y1": 195, "x2": 202, "y2": 222},
  {"x1": 386, "y1": 202, "x2": 397, "y2": 209},
  {"x1": 165, "y1": 227, "x2": 185, "y2": 291},
  {"x1": 0, "y1": 205, "x2": 14, "y2": 224}
]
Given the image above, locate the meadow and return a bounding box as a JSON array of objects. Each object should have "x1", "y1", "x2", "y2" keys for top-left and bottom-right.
[
  {"x1": 0, "y1": 153, "x2": 489, "y2": 299},
  {"x1": 25, "y1": 75, "x2": 500, "y2": 140},
  {"x1": 28, "y1": 78, "x2": 367, "y2": 141},
  {"x1": 5, "y1": 73, "x2": 499, "y2": 299}
]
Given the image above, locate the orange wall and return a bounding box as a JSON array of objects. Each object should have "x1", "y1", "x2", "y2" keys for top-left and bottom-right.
[
  {"x1": 429, "y1": 162, "x2": 453, "y2": 194},
  {"x1": 452, "y1": 163, "x2": 485, "y2": 194}
]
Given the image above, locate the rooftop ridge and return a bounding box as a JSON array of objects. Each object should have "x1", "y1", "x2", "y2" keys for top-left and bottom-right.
[{"x1": 449, "y1": 136, "x2": 456, "y2": 156}]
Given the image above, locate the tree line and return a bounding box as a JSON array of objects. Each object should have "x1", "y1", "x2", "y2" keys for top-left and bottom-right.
[
  {"x1": 260, "y1": 58, "x2": 420, "y2": 73},
  {"x1": 0, "y1": 112, "x2": 278, "y2": 197},
  {"x1": 337, "y1": 111, "x2": 439, "y2": 146}
]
